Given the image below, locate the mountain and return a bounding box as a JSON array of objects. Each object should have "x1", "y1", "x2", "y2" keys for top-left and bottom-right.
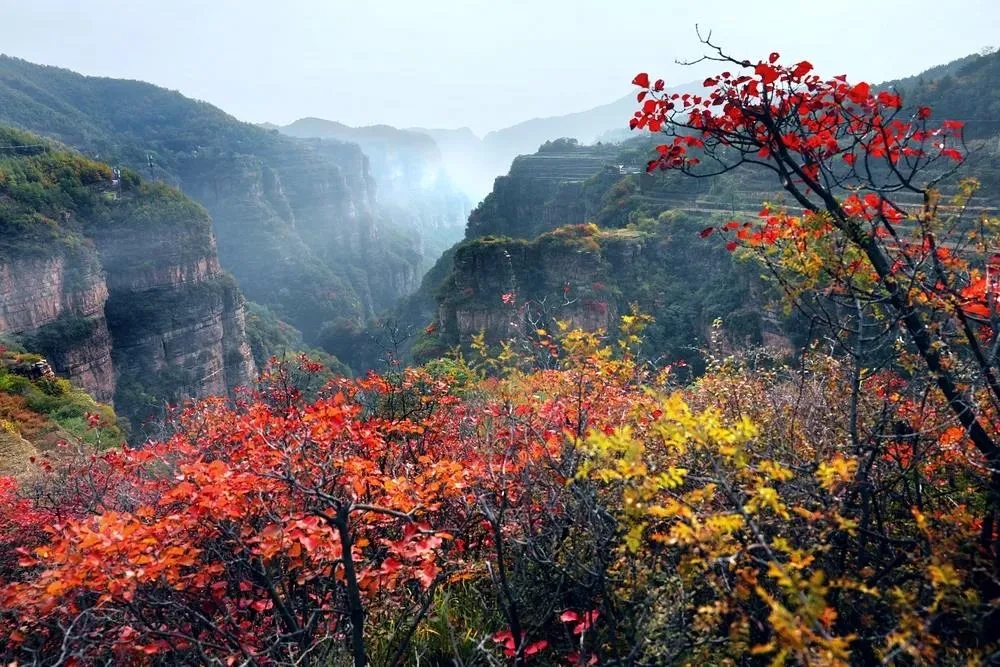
[
  {"x1": 0, "y1": 127, "x2": 255, "y2": 435},
  {"x1": 408, "y1": 82, "x2": 702, "y2": 202},
  {"x1": 271, "y1": 118, "x2": 472, "y2": 264},
  {"x1": 881, "y1": 48, "x2": 1000, "y2": 142},
  {"x1": 0, "y1": 55, "x2": 422, "y2": 343},
  {"x1": 406, "y1": 135, "x2": 784, "y2": 367}
]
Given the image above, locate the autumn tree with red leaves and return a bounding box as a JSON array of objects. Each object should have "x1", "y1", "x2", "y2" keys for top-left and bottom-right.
[{"x1": 633, "y1": 31, "x2": 1000, "y2": 650}]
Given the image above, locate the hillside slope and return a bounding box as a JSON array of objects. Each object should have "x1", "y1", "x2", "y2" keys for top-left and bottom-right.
[{"x1": 0, "y1": 55, "x2": 421, "y2": 340}]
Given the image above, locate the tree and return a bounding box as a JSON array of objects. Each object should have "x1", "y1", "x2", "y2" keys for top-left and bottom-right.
[{"x1": 632, "y1": 33, "x2": 1000, "y2": 651}]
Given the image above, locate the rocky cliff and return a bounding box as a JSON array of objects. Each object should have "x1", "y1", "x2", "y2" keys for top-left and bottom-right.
[
  {"x1": 0, "y1": 254, "x2": 115, "y2": 403},
  {"x1": 435, "y1": 226, "x2": 637, "y2": 347},
  {"x1": 0, "y1": 128, "x2": 256, "y2": 433},
  {"x1": 421, "y1": 216, "x2": 780, "y2": 371},
  {"x1": 408, "y1": 135, "x2": 786, "y2": 369},
  {"x1": 91, "y1": 183, "x2": 256, "y2": 429}
]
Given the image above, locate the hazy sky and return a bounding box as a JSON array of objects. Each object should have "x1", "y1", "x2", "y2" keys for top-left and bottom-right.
[{"x1": 0, "y1": 0, "x2": 996, "y2": 135}]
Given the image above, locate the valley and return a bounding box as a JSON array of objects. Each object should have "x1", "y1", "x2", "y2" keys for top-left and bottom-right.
[{"x1": 2, "y1": 16, "x2": 1000, "y2": 663}]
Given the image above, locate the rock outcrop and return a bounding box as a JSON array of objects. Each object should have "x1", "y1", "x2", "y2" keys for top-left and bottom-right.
[
  {"x1": 436, "y1": 225, "x2": 641, "y2": 346},
  {"x1": 0, "y1": 255, "x2": 115, "y2": 403},
  {"x1": 92, "y1": 187, "x2": 257, "y2": 424},
  {"x1": 411, "y1": 135, "x2": 787, "y2": 369},
  {"x1": 0, "y1": 128, "x2": 256, "y2": 432}
]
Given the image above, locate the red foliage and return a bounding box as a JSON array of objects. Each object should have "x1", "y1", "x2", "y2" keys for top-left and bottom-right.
[{"x1": 631, "y1": 53, "x2": 964, "y2": 185}]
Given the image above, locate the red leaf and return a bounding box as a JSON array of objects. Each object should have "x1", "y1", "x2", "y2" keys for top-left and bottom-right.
[
  {"x1": 703, "y1": 77, "x2": 718, "y2": 87},
  {"x1": 653, "y1": 78, "x2": 665, "y2": 92},
  {"x1": 726, "y1": 241, "x2": 738, "y2": 252},
  {"x1": 381, "y1": 556, "x2": 403, "y2": 574},
  {"x1": 963, "y1": 303, "x2": 991, "y2": 318},
  {"x1": 632, "y1": 73, "x2": 650, "y2": 88},
  {"x1": 571, "y1": 610, "x2": 600, "y2": 635},
  {"x1": 769, "y1": 52, "x2": 780, "y2": 64},
  {"x1": 917, "y1": 106, "x2": 932, "y2": 120},
  {"x1": 791, "y1": 61, "x2": 813, "y2": 78},
  {"x1": 755, "y1": 63, "x2": 779, "y2": 85},
  {"x1": 492, "y1": 629, "x2": 516, "y2": 653},
  {"x1": 636, "y1": 90, "x2": 647, "y2": 103},
  {"x1": 560, "y1": 610, "x2": 580, "y2": 622},
  {"x1": 876, "y1": 90, "x2": 901, "y2": 108},
  {"x1": 699, "y1": 226, "x2": 715, "y2": 238},
  {"x1": 847, "y1": 82, "x2": 871, "y2": 104},
  {"x1": 524, "y1": 640, "x2": 548, "y2": 656},
  {"x1": 941, "y1": 147, "x2": 963, "y2": 161}
]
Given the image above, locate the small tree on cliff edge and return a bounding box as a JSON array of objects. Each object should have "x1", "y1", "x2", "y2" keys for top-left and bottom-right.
[{"x1": 632, "y1": 33, "x2": 1000, "y2": 567}]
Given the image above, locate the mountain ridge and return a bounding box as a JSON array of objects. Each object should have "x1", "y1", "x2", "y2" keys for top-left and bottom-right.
[{"x1": 0, "y1": 54, "x2": 425, "y2": 342}]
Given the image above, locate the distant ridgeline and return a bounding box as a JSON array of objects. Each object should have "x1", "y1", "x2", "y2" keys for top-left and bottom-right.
[
  {"x1": 408, "y1": 46, "x2": 1000, "y2": 370},
  {"x1": 0, "y1": 55, "x2": 425, "y2": 343},
  {"x1": 0, "y1": 126, "x2": 256, "y2": 437}
]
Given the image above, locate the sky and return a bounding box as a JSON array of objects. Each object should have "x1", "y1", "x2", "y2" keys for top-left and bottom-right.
[{"x1": 0, "y1": 0, "x2": 996, "y2": 136}]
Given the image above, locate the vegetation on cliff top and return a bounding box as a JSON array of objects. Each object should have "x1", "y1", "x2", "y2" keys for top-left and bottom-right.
[
  {"x1": 0, "y1": 126, "x2": 213, "y2": 269},
  {"x1": 418, "y1": 214, "x2": 778, "y2": 370}
]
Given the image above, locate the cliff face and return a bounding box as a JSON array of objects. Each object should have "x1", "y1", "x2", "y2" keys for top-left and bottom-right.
[
  {"x1": 87, "y1": 182, "x2": 257, "y2": 431},
  {"x1": 0, "y1": 128, "x2": 256, "y2": 433},
  {"x1": 436, "y1": 226, "x2": 640, "y2": 346},
  {"x1": 178, "y1": 138, "x2": 419, "y2": 333},
  {"x1": 104, "y1": 273, "x2": 252, "y2": 413},
  {"x1": 0, "y1": 254, "x2": 115, "y2": 403},
  {"x1": 405, "y1": 134, "x2": 779, "y2": 367},
  {"x1": 465, "y1": 143, "x2": 628, "y2": 241},
  {"x1": 426, "y1": 217, "x2": 779, "y2": 372}
]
